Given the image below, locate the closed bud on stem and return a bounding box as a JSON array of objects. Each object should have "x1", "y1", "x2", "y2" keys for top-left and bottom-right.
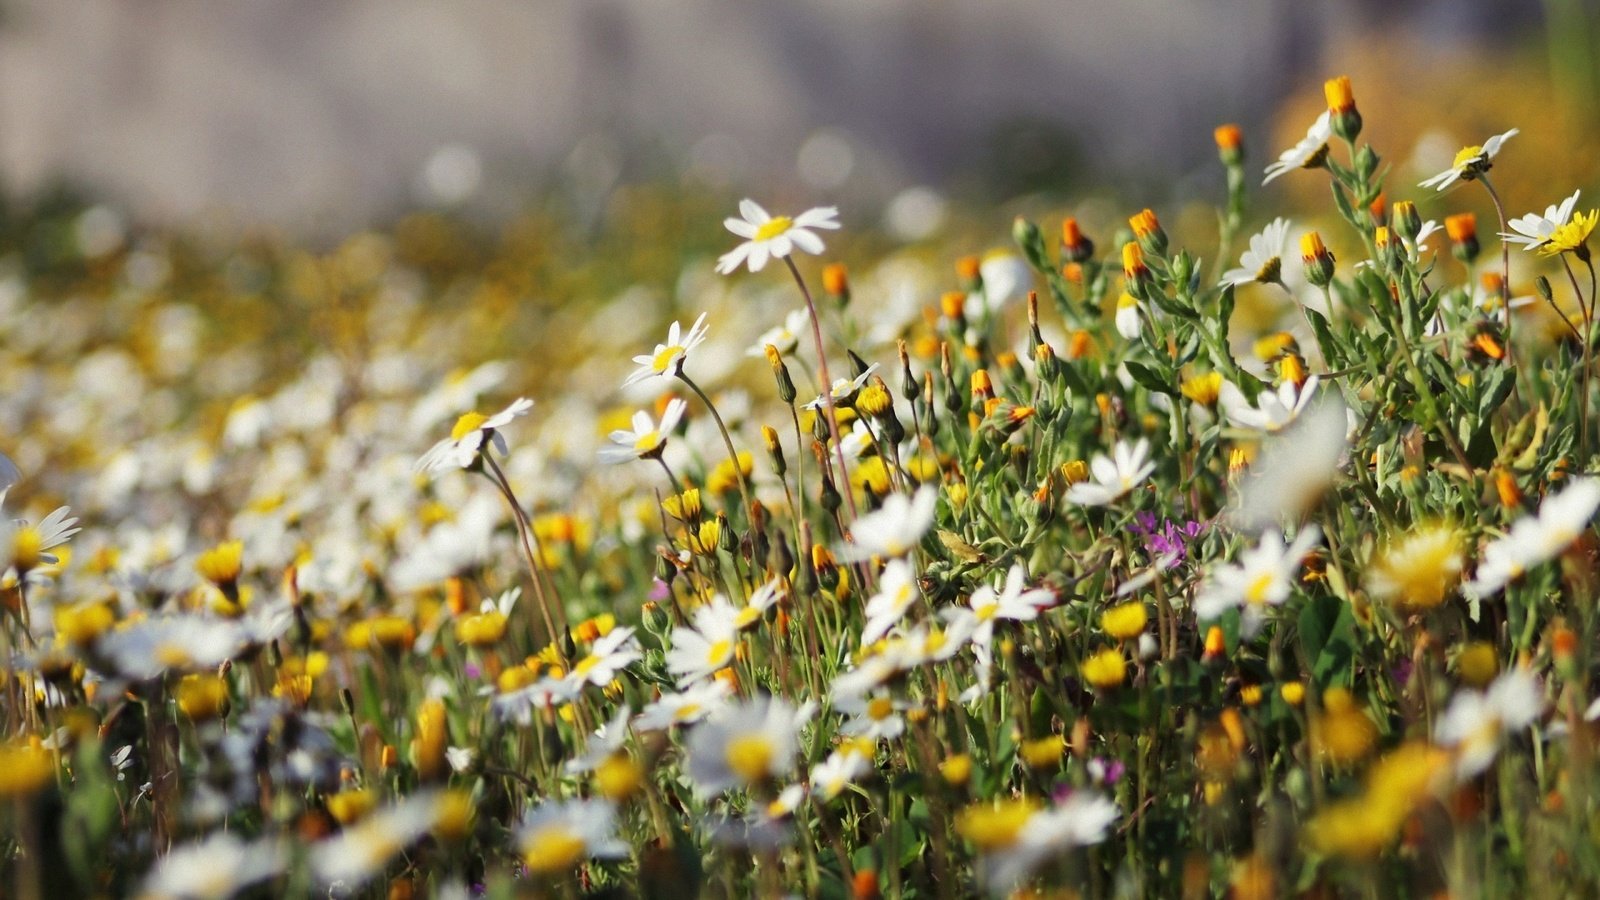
[
  {"x1": 811, "y1": 544, "x2": 840, "y2": 591},
  {"x1": 1214, "y1": 123, "x2": 1244, "y2": 167},
  {"x1": 761, "y1": 425, "x2": 786, "y2": 477},
  {"x1": 898, "y1": 340, "x2": 918, "y2": 400},
  {"x1": 1368, "y1": 192, "x2": 1388, "y2": 228},
  {"x1": 1536, "y1": 275, "x2": 1554, "y2": 304},
  {"x1": 1129, "y1": 208, "x2": 1167, "y2": 256},
  {"x1": 1446, "y1": 213, "x2": 1479, "y2": 264},
  {"x1": 1300, "y1": 231, "x2": 1335, "y2": 287},
  {"x1": 1061, "y1": 217, "x2": 1095, "y2": 263},
  {"x1": 765, "y1": 344, "x2": 797, "y2": 404},
  {"x1": 970, "y1": 368, "x2": 995, "y2": 403},
  {"x1": 1372, "y1": 226, "x2": 1398, "y2": 271},
  {"x1": 811, "y1": 410, "x2": 832, "y2": 444},
  {"x1": 1033, "y1": 342, "x2": 1059, "y2": 382},
  {"x1": 940, "y1": 291, "x2": 967, "y2": 325},
  {"x1": 956, "y1": 255, "x2": 982, "y2": 289},
  {"x1": 848, "y1": 349, "x2": 873, "y2": 380},
  {"x1": 819, "y1": 470, "x2": 842, "y2": 513},
  {"x1": 822, "y1": 262, "x2": 850, "y2": 304},
  {"x1": 1392, "y1": 200, "x2": 1421, "y2": 243},
  {"x1": 1122, "y1": 242, "x2": 1152, "y2": 297},
  {"x1": 1324, "y1": 75, "x2": 1361, "y2": 142}
]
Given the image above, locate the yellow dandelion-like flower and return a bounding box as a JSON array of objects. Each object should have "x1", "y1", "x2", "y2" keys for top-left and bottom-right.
[
  {"x1": 1538, "y1": 209, "x2": 1597, "y2": 258},
  {"x1": 1366, "y1": 524, "x2": 1464, "y2": 611}
]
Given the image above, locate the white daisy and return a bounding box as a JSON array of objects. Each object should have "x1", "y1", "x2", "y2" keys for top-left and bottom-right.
[
  {"x1": 836, "y1": 692, "x2": 910, "y2": 741},
  {"x1": 1220, "y1": 218, "x2": 1293, "y2": 287},
  {"x1": 1435, "y1": 668, "x2": 1543, "y2": 780},
  {"x1": 809, "y1": 746, "x2": 873, "y2": 801},
  {"x1": 803, "y1": 364, "x2": 881, "y2": 412},
  {"x1": 942, "y1": 563, "x2": 1056, "y2": 647},
  {"x1": 1262, "y1": 111, "x2": 1332, "y2": 185},
  {"x1": 665, "y1": 596, "x2": 742, "y2": 686},
  {"x1": 1502, "y1": 190, "x2": 1583, "y2": 251},
  {"x1": 598, "y1": 398, "x2": 688, "y2": 464},
  {"x1": 312, "y1": 792, "x2": 454, "y2": 888},
  {"x1": 969, "y1": 793, "x2": 1119, "y2": 896},
  {"x1": 840, "y1": 487, "x2": 937, "y2": 561},
  {"x1": 685, "y1": 695, "x2": 814, "y2": 796},
  {"x1": 716, "y1": 200, "x2": 840, "y2": 275},
  {"x1": 1219, "y1": 376, "x2": 1319, "y2": 433},
  {"x1": 1230, "y1": 397, "x2": 1349, "y2": 531},
  {"x1": 633, "y1": 679, "x2": 733, "y2": 731},
  {"x1": 97, "y1": 616, "x2": 245, "y2": 681},
  {"x1": 139, "y1": 832, "x2": 286, "y2": 900},
  {"x1": 1064, "y1": 438, "x2": 1155, "y2": 506},
  {"x1": 517, "y1": 799, "x2": 628, "y2": 876},
  {"x1": 860, "y1": 558, "x2": 921, "y2": 645},
  {"x1": 1467, "y1": 478, "x2": 1600, "y2": 598},
  {"x1": 623, "y1": 313, "x2": 710, "y2": 387},
  {"x1": 1193, "y1": 526, "x2": 1322, "y2": 637},
  {"x1": 1419, "y1": 128, "x2": 1519, "y2": 191},
  {"x1": 567, "y1": 627, "x2": 641, "y2": 687},
  {"x1": 564, "y1": 705, "x2": 633, "y2": 774},
  {"x1": 415, "y1": 398, "x2": 533, "y2": 474}
]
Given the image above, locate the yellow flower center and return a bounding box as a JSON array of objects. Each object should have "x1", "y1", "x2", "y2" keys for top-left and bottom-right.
[
  {"x1": 975, "y1": 602, "x2": 998, "y2": 622},
  {"x1": 1245, "y1": 572, "x2": 1276, "y2": 605},
  {"x1": 1452, "y1": 145, "x2": 1483, "y2": 170},
  {"x1": 705, "y1": 639, "x2": 733, "y2": 667},
  {"x1": 651, "y1": 345, "x2": 685, "y2": 373},
  {"x1": 522, "y1": 826, "x2": 588, "y2": 875},
  {"x1": 734, "y1": 607, "x2": 762, "y2": 630},
  {"x1": 632, "y1": 430, "x2": 662, "y2": 452},
  {"x1": 956, "y1": 800, "x2": 1039, "y2": 850},
  {"x1": 450, "y1": 412, "x2": 489, "y2": 441},
  {"x1": 754, "y1": 216, "x2": 793, "y2": 241},
  {"x1": 574, "y1": 654, "x2": 601, "y2": 677},
  {"x1": 674, "y1": 703, "x2": 702, "y2": 721},
  {"x1": 725, "y1": 734, "x2": 776, "y2": 782},
  {"x1": 157, "y1": 643, "x2": 193, "y2": 668},
  {"x1": 867, "y1": 697, "x2": 895, "y2": 721}
]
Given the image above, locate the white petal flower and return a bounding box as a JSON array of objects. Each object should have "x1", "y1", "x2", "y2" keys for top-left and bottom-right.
[
  {"x1": 1220, "y1": 218, "x2": 1293, "y2": 287},
  {"x1": 840, "y1": 487, "x2": 937, "y2": 561},
  {"x1": 1466, "y1": 478, "x2": 1600, "y2": 598},
  {"x1": 1263, "y1": 112, "x2": 1332, "y2": 185},
  {"x1": 623, "y1": 313, "x2": 710, "y2": 387},
  {"x1": 598, "y1": 398, "x2": 688, "y2": 464},
  {"x1": 1220, "y1": 376, "x2": 1319, "y2": 433},
  {"x1": 1502, "y1": 190, "x2": 1582, "y2": 251},
  {"x1": 415, "y1": 397, "x2": 533, "y2": 474},
  {"x1": 1194, "y1": 526, "x2": 1321, "y2": 636},
  {"x1": 748, "y1": 309, "x2": 810, "y2": 357},
  {"x1": 1436, "y1": 668, "x2": 1543, "y2": 780},
  {"x1": 1064, "y1": 438, "x2": 1155, "y2": 506},
  {"x1": 716, "y1": 200, "x2": 840, "y2": 275},
  {"x1": 1419, "y1": 128, "x2": 1518, "y2": 191}
]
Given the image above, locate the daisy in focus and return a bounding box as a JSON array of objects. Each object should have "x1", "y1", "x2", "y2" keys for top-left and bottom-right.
[
  {"x1": 598, "y1": 398, "x2": 688, "y2": 464},
  {"x1": 716, "y1": 200, "x2": 840, "y2": 275},
  {"x1": 1262, "y1": 111, "x2": 1332, "y2": 185},
  {"x1": 1064, "y1": 438, "x2": 1155, "y2": 506},
  {"x1": 415, "y1": 398, "x2": 533, "y2": 474},
  {"x1": 1220, "y1": 218, "x2": 1293, "y2": 287},
  {"x1": 943, "y1": 563, "x2": 1055, "y2": 647},
  {"x1": 1194, "y1": 526, "x2": 1322, "y2": 636},
  {"x1": 623, "y1": 313, "x2": 710, "y2": 387},
  {"x1": 1502, "y1": 190, "x2": 1582, "y2": 251},
  {"x1": 1418, "y1": 128, "x2": 1518, "y2": 190}
]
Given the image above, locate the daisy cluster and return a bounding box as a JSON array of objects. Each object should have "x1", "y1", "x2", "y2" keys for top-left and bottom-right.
[{"x1": 2, "y1": 74, "x2": 1600, "y2": 899}]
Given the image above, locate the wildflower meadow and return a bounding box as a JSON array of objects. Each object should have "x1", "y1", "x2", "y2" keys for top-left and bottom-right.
[{"x1": 6, "y1": 73, "x2": 1600, "y2": 899}]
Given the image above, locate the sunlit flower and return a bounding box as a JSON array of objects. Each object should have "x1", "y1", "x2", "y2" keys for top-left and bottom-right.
[
  {"x1": 1219, "y1": 376, "x2": 1319, "y2": 433},
  {"x1": 623, "y1": 313, "x2": 710, "y2": 386},
  {"x1": 685, "y1": 695, "x2": 813, "y2": 796},
  {"x1": 810, "y1": 746, "x2": 873, "y2": 801},
  {"x1": 138, "y1": 833, "x2": 286, "y2": 900},
  {"x1": 1539, "y1": 208, "x2": 1598, "y2": 258},
  {"x1": 1467, "y1": 478, "x2": 1600, "y2": 598},
  {"x1": 959, "y1": 793, "x2": 1118, "y2": 895},
  {"x1": 1366, "y1": 524, "x2": 1464, "y2": 610},
  {"x1": 1064, "y1": 438, "x2": 1155, "y2": 506},
  {"x1": 837, "y1": 691, "x2": 910, "y2": 741},
  {"x1": 747, "y1": 309, "x2": 810, "y2": 357},
  {"x1": 716, "y1": 200, "x2": 840, "y2": 274},
  {"x1": 803, "y1": 364, "x2": 880, "y2": 412},
  {"x1": 1114, "y1": 292, "x2": 1143, "y2": 340},
  {"x1": 312, "y1": 792, "x2": 456, "y2": 888},
  {"x1": 1419, "y1": 128, "x2": 1518, "y2": 191},
  {"x1": 415, "y1": 398, "x2": 533, "y2": 473},
  {"x1": 1262, "y1": 112, "x2": 1332, "y2": 185},
  {"x1": 1194, "y1": 526, "x2": 1322, "y2": 636},
  {"x1": 517, "y1": 799, "x2": 628, "y2": 876},
  {"x1": 564, "y1": 706, "x2": 633, "y2": 775},
  {"x1": 633, "y1": 679, "x2": 734, "y2": 731},
  {"x1": 861, "y1": 558, "x2": 921, "y2": 645},
  {"x1": 1, "y1": 505, "x2": 81, "y2": 576},
  {"x1": 665, "y1": 596, "x2": 742, "y2": 686},
  {"x1": 1502, "y1": 190, "x2": 1582, "y2": 251},
  {"x1": 1220, "y1": 218, "x2": 1292, "y2": 287},
  {"x1": 598, "y1": 398, "x2": 688, "y2": 464},
  {"x1": 943, "y1": 563, "x2": 1055, "y2": 647},
  {"x1": 1436, "y1": 668, "x2": 1543, "y2": 779},
  {"x1": 567, "y1": 627, "x2": 641, "y2": 687},
  {"x1": 840, "y1": 487, "x2": 937, "y2": 561}
]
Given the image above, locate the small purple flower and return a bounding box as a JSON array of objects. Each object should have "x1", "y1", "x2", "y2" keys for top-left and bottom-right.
[
  {"x1": 1088, "y1": 757, "x2": 1125, "y2": 785},
  {"x1": 1131, "y1": 513, "x2": 1207, "y2": 567},
  {"x1": 649, "y1": 577, "x2": 671, "y2": 601},
  {"x1": 464, "y1": 661, "x2": 482, "y2": 680}
]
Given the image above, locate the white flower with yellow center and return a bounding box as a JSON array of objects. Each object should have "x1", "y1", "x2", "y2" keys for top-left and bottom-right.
[
  {"x1": 1220, "y1": 218, "x2": 1293, "y2": 287},
  {"x1": 665, "y1": 596, "x2": 742, "y2": 686},
  {"x1": 1467, "y1": 478, "x2": 1600, "y2": 599},
  {"x1": 1, "y1": 505, "x2": 80, "y2": 576},
  {"x1": 732, "y1": 578, "x2": 785, "y2": 631},
  {"x1": 1419, "y1": 128, "x2": 1518, "y2": 191},
  {"x1": 1220, "y1": 376, "x2": 1319, "y2": 433},
  {"x1": 686, "y1": 695, "x2": 813, "y2": 796},
  {"x1": 716, "y1": 199, "x2": 840, "y2": 275},
  {"x1": 98, "y1": 615, "x2": 245, "y2": 681},
  {"x1": 492, "y1": 674, "x2": 582, "y2": 726},
  {"x1": 943, "y1": 563, "x2": 1055, "y2": 647},
  {"x1": 840, "y1": 487, "x2": 937, "y2": 562},
  {"x1": 810, "y1": 746, "x2": 873, "y2": 801},
  {"x1": 564, "y1": 705, "x2": 633, "y2": 774},
  {"x1": 1436, "y1": 668, "x2": 1542, "y2": 780},
  {"x1": 623, "y1": 313, "x2": 710, "y2": 386},
  {"x1": 837, "y1": 692, "x2": 910, "y2": 741},
  {"x1": 1262, "y1": 111, "x2": 1332, "y2": 186},
  {"x1": 1194, "y1": 526, "x2": 1321, "y2": 636},
  {"x1": 633, "y1": 679, "x2": 733, "y2": 731},
  {"x1": 598, "y1": 398, "x2": 688, "y2": 464},
  {"x1": 516, "y1": 799, "x2": 627, "y2": 877},
  {"x1": 1503, "y1": 190, "x2": 1583, "y2": 251},
  {"x1": 415, "y1": 397, "x2": 533, "y2": 474},
  {"x1": 1114, "y1": 292, "x2": 1143, "y2": 341},
  {"x1": 962, "y1": 792, "x2": 1120, "y2": 895},
  {"x1": 312, "y1": 791, "x2": 454, "y2": 888},
  {"x1": 1064, "y1": 438, "x2": 1155, "y2": 507},
  {"x1": 861, "y1": 559, "x2": 920, "y2": 645},
  {"x1": 803, "y1": 364, "x2": 880, "y2": 412},
  {"x1": 566, "y1": 627, "x2": 640, "y2": 687}
]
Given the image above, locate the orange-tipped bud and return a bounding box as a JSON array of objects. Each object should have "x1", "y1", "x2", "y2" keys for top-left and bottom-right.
[
  {"x1": 956, "y1": 255, "x2": 982, "y2": 283},
  {"x1": 823, "y1": 262, "x2": 850, "y2": 297},
  {"x1": 940, "y1": 291, "x2": 967, "y2": 321},
  {"x1": 1129, "y1": 208, "x2": 1160, "y2": 239},
  {"x1": 1214, "y1": 123, "x2": 1243, "y2": 152},
  {"x1": 1121, "y1": 242, "x2": 1149, "y2": 280},
  {"x1": 1203, "y1": 625, "x2": 1226, "y2": 661},
  {"x1": 970, "y1": 368, "x2": 994, "y2": 402},
  {"x1": 1323, "y1": 76, "x2": 1356, "y2": 113},
  {"x1": 1445, "y1": 213, "x2": 1477, "y2": 244}
]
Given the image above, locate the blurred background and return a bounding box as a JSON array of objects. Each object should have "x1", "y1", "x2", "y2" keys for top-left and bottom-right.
[{"x1": 0, "y1": 0, "x2": 1593, "y2": 236}]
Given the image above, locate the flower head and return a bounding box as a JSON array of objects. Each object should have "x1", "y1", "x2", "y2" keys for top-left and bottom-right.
[
  {"x1": 517, "y1": 799, "x2": 628, "y2": 875},
  {"x1": 598, "y1": 398, "x2": 688, "y2": 464},
  {"x1": 415, "y1": 398, "x2": 533, "y2": 474},
  {"x1": 1436, "y1": 668, "x2": 1543, "y2": 779},
  {"x1": 840, "y1": 487, "x2": 937, "y2": 561},
  {"x1": 1468, "y1": 478, "x2": 1600, "y2": 598},
  {"x1": 716, "y1": 200, "x2": 840, "y2": 274},
  {"x1": 1502, "y1": 190, "x2": 1582, "y2": 251},
  {"x1": 1221, "y1": 218, "x2": 1293, "y2": 287},
  {"x1": 1262, "y1": 111, "x2": 1332, "y2": 185},
  {"x1": 1064, "y1": 438, "x2": 1155, "y2": 506},
  {"x1": 1194, "y1": 526, "x2": 1322, "y2": 636},
  {"x1": 1419, "y1": 128, "x2": 1518, "y2": 191},
  {"x1": 685, "y1": 695, "x2": 813, "y2": 796},
  {"x1": 624, "y1": 314, "x2": 710, "y2": 386}
]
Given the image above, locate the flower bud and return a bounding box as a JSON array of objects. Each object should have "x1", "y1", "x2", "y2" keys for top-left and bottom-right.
[
  {"x1": 956, "y1": 255, "x2": 982, "y2": 289},
  {"x1": 1300, "y1": 231, "x2": 1335, "y2": 287},
  {"x1": 1061, "y1": 217, "x2": 1095, "y2": 263},
  {"x1": 1122, "y1": 242, "x2": 1152, "y2": 296},
  {"x1": 823, "y1": 262, "x2": 850, "y2": 304},
  {"x1": 1129, "y1": 208, "x2": 1167, "y2": 256},
  {"x1": 1324, "y1": 75, "x2": 1361, "y2": 142},
  {"x1": 897, "y1": 340, "x2": 918, "y2": 401},
  {"x1": 1446, "y1": 213, "x2": 1479, "y2": 264},
  {"x1": 1213, "y1": 123, "x2": 1244, "y2": 167},
  {"x1": 765, "y1": 344, "x2": 797, "y2": 404}
]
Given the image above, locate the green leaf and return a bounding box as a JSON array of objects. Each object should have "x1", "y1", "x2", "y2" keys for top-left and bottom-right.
[
  {"x1": 1123, "y1": 360, "x2": 1170, "y2": 395},
  {"x1": 1297, "y1": 593, "x2": 1356, "y2": 686}
]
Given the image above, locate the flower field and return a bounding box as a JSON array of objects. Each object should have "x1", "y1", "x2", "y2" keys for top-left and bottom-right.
[{"x1": 5, "y1": 74, "x2": 1600, "y2": 898}]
